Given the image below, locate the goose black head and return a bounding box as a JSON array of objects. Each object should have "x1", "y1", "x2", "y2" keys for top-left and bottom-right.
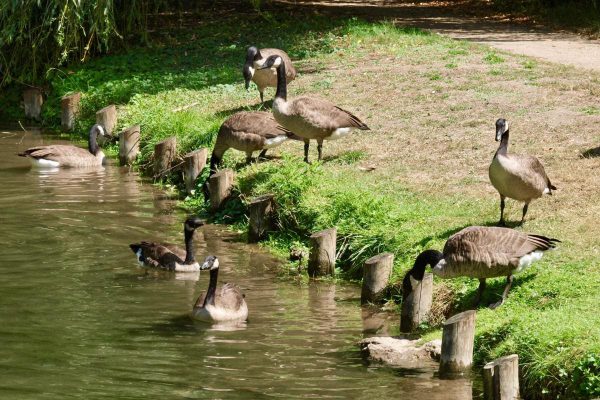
[
  {"x1": 257, "y1": 55, "x2": 282, "y2": 71},
  {"x1": 200, "y1": 255, "x2": 219, "y2": 270},
  {"x1": 184, "y1": 216, "x2": 205, "y2": 232},
  {"x1": 495, "y1": 118, "x2": 509, "y2": 142},
  {"x1": 243, "y1": 46, "x2": 261, "y2": 90}
]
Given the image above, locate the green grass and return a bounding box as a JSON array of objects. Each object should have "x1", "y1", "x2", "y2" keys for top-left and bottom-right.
[{"x1": 1, "y1": 9, "x2": 599, "y2": 399}]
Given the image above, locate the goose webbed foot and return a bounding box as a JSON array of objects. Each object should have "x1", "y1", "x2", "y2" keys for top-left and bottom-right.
[{"x1": 497, "y1": 219, "x2": 506, "y2": 227}]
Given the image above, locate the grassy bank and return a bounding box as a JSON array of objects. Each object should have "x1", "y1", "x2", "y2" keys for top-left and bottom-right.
[{"x1": 3, "y1": 8, "x2": 600, "y2": 399}]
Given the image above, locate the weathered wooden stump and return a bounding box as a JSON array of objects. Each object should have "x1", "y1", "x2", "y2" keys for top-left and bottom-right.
[
  {"x1": 400, "y1": 273, "x2": 433, "y2": 332},
  {"x1": 23, "y1": 88, "x2": 43, "y2": 120},
  {"x1": 248, "y1": 194, "x2": 275, "y2": 243},
  {"x1": 439, "y1": 310, "x2": 477, "y2": 377},
  {"x1": 308, "y1": 228, "x2": 337, "y2": 277},
  {"x1": 60, "y1": 92, "x2": 81, "y2": 131},
  {"x1": 119, "y1": 125, "x2": 140, "y2": 166},
  {"x1": 361, "y1": 252, "x2": 393, "y2": 304},
  {"x1": 96, "y1": 104, "x2": 117, "y2": 136},
  {"x1": 153, "y1": 136, "x2": 177, "y2": 177},
  {"x1": 183, "y1": 148, "x2": 208, "y2": 192},
  {"x1": 483, "y1": 354, "x2": 520, "y2": 400},
  {"x1": 209, "y1": 168, "x2": 234, "y2": 211}
]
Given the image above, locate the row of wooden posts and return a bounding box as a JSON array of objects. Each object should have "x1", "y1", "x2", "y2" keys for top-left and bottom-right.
[{"x1": 41, "y1": 89, "x2": 519, "y2": 399}]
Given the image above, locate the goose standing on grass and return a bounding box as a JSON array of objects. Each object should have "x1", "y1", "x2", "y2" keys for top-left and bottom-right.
[
  {"x1": 209, "y1": 111, "x2": 295, "y2": 173},
  {"x1": 489, "y1": 118, "x2": 556, "y2": 226},
  {"x1": 192, "y1": 256, "x2": 248, "y2": 323},
  {"x1": 403, "y1": 226, "x2": 559, "y2": 309},
  {"x1": 18, "y1": 124, "x2": 108, "y2": 168},
  {"x1": 258, "y1": 54, "x2": 370, "y2": 163},
  {"x1": 243, "y1": 46, "x2": 296, "y2": 103},
  {"x1": 129, "y1": 217, "x2": 204, "y2": 272}
]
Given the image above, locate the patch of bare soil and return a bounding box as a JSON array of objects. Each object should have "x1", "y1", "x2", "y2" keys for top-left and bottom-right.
[
  {"x1": 271, "y1": 0, "x2": 600, "y2": 71},
  {"x1": 265, "y1": 35, "x2": 600, "y2": 260}
]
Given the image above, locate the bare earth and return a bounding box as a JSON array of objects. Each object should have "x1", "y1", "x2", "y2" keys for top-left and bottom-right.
[{"x1": 276, "y1": 0, "x2": 600, "y2": 70}]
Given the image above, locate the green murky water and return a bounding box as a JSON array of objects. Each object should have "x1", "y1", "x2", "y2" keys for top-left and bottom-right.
[{"x1": 0, "y1": 129, "x2": 477, "y2": 399}]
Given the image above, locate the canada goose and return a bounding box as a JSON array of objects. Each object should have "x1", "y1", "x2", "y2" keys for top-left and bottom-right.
[
  {"x1": 243, "y1": 46, "x2": 296, "y2": 103},
  {"x1": 18, "y1": 124, "x2": 107, "y2": 168},
  {"x1": 129, "y1": 217, "x2": 205, "y2": 272},
  {"x1": 209, "y1": 111, "x2": 294, "y2": 173},
  {"x1": 258, "y1": 55, "x2": 370, "y2": 163},
  {"x1": 489, "y1": 118, "x2": 556, "y2": 226},
  {"x1": 192, "y1": 256, "x2": 248, "y2": 322},
  {"x1": 403, "y1": 226, "x2": 559, "y2": 309}
]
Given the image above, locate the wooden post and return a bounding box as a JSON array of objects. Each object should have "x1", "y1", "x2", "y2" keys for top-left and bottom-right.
[
  {"x1": 308, "y1": 228, "x2": 337, "y2": 277},
  {"x1": 483, "y1": 354, "x2": 520, "y2": 400},
  {"x1": 23, "y1": 88, "x2": 43, "y2": 120},
  {"x1": 119, "y1": 125, "x2": 140, "y2": 166},
  {"x1": 400, "y1": 273, "x2": 433, "y2": 332},
  {"x1": 60, "y1": 92, "x2": 81, "y2": 131},
  {"x1": 361, "y1": 253, "x2": 393, "y2": 304},
  {"x1": 248, "y1": 194, "x2": 275, "y2": 243},
  {"x1": 439, "y1": 310, "x2": 477, "y2": 377},
  {"x1": 96, "y1": 105, "x2": 117, "y2": 136},
  {"x1": 153, "y1": 136, "x2": 177, "y2": 177},
  {"x1": 183, "y1": 148, "x2": 208, "y2": 192},
  {"x1": 209, "y1": 168, "x2": 234, "y2": 211}
]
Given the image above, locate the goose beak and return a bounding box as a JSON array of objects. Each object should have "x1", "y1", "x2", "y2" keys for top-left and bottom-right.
[
  {"x1": 244, "y1": 79, "x2": 250, "y2": 90},
  {"x1": 495, "y1": 127, "x2": 503, "y2": 142},
  {"x1": 200, "y1": 260, "x2": 211, "y2": 270}
]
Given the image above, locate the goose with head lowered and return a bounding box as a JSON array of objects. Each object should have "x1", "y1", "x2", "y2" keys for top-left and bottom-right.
[
  {"x1": 489, "y1": 118, "x2": 556, "y2": 226},
  {"x1": 258, "y1": 54, "x2": 370, "y2": 163},
  {"x1": 18, "y1": 124, "x2": 108, "y2": 168},
  {"x1": 243, "y1": 46, "x2": 296, "y2": 103},
  {"x1": 209, "y1": 111, "x2": 296, "y2": 174},
  {"x1": 192, "y1": 256, "x2": 248, "y2": 323},
  {"x1": 129, "y1": 217, "x2": 205, "y2": 272},
  {"x1": 403, "y1": 226, "x2": 559, "y2": 309}
]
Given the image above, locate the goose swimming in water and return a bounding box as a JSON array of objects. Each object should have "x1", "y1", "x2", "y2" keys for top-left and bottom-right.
[
  {"x1": 403, "y1": 226, "x2": 559, "y2": 309},
  {"x1": 258, "y1": 54, "x2": 369, "y2": 163},
  {"x1": 192, "y1": 256, "x2": 248, "y2": 323},
  {"x1": 129, "y1": 217, "x2": 205, "y2": 272},
  {"x1": 489, "y1": 118, "x2": 556, "y2": 225},
  {"x1": 18, "y1": 124, "x2": 108, "y2": 168},
  {"x1": 243, "y1": 46, "x2": 296, "y2": 103}
]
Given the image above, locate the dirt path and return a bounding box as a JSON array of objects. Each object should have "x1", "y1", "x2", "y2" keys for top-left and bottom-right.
[
  {"x1": 276, "y1": 0, "x2": 600, "y2": 70},
  {"x1": 396, "y1": 14, "x2": 600, "y2": 71}
]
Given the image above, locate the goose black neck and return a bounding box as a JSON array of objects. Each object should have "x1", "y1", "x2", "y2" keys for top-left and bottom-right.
[
  {"x1": 209, "y1": 154, "x2": 220, "y2": 175},
  {"x1": 184, "y1": 228, "x2": 196, "y2": 264},
  {"x1": 402, "y1": 249, "x2": 443, "y2": 299},
  {"x1": 88, "y1": 127, "x2": 99, "y2": 155},
  {"x1": 497, "y1": 130, "x2": 509, "y2": 155},
  {"x1": 274, "y1": 62, "x2": 287, "y2": 101},
  {"x1": 203, "y1": 267, "x2": 219, "y2": 306}
]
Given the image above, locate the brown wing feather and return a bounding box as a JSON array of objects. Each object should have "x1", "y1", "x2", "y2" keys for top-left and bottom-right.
[
  {"x1": 193, "y1": 283, "x2": 244, "y2": 310},
  {"x1": 443, "y1": 226, "x2": 558, "y2": 277},
  {"x1": 214, "y1": 283, "x2": 245, "y2": 311},
  {"x1": 19, "y1": 145, "x2": 92, "y2": 161},
  {"x1": 135, "y1": 241, "x2": 185, "y2": 269},
  {"x1": 224, "y1": 111, "x2": 291, "y2": 139},
  {"x1": 291, "y1": 97, "x2": 369, "y2": 131},
  {"x1": 510, "y1": 154, "x2": 554, "y2": 193}
]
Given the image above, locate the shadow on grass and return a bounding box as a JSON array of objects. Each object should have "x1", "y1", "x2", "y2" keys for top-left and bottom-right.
[{"x1": 580, "y1": 146, "x2": 600, "y2": 158}]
